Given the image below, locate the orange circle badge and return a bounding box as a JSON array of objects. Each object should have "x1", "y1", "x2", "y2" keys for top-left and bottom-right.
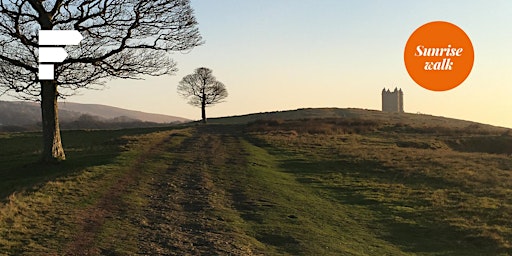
[{"x1": 404, "y1": 21, "x2": 474, "y2": 91}]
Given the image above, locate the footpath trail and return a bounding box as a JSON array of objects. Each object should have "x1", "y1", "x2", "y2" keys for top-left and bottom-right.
[
  {"x1": 3, "y1": 121, "x2": 509, "y2": 255},
  {"x1": 136, "y1": 125, "x2": 261, "y2": 255},
  {"x1": 3, "y1": 123, "x2": 429, "y2": 255},
  {"x1": 64, "y1": 125, "x2": 263, "y2": 255}
]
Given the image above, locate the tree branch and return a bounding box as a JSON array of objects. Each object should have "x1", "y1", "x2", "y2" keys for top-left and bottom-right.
[{"x1": 0, "y1": 0, "x2": 202, "y2": 100}]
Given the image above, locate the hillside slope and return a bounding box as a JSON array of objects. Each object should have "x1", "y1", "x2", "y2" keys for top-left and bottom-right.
[
  {"x1": 0, "y1": 101, "x2": 188, "y2": 127},
  {"x1": 59, "y1": 102, "x2": 189, "y2": 123},
  {"x1": 0, "y1": 117, "x2": 511, "y2": 254},
  {"x1": 209, "y1": 107, "x2": 509, "y2": 132},
  {"x1": 0, "y1": 101, "x2": 81, "y2": 126}
]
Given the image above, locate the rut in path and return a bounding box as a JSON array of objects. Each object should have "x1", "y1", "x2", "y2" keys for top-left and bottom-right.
[{"x1": 138, "y1": 126, "x2": 261, "y2": 255}]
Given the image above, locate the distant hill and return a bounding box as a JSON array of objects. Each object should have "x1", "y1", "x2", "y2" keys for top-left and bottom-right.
[
  {"x1": 58, "y1": 102, "x2": 189, "y2": 123},
  {"x1": 208, "y1": 107, "x2": 509, "y2": 131},
  {"x1": 0, "y1": 101, "x2": 82, "y2": 126},
  {"x1": 0, "y1": 101, "x2": 189, "y2": 131}
]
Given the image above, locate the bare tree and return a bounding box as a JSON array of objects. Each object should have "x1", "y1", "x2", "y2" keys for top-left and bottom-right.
[
  {"x1": 0, "y1": 0, "x2": 202, "y2": 162},
  {"x1": 177, "y1": 67, "x2": 227, "y2": 123}
]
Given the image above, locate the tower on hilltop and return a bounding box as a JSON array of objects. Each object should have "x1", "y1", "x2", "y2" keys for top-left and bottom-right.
[{"x1": 382, "y1": 87, "x2": 404, "y2": 113}]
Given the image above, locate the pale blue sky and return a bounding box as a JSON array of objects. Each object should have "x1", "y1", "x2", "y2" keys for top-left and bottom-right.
[{"x1": 18, "y1": 1, "x2": 512, "y2": 127}]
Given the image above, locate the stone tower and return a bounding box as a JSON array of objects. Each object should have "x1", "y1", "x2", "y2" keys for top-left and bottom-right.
[{"x1": 382, "y1": 87, "x2": 404, "y2": 113}]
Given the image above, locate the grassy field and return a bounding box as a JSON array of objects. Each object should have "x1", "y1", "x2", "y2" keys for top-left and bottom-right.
[
  {"x1": 0, "y1": 109, "x2": 511, "y2": 255},
  {"x1": 245, "y1": 118, "x2": 512, "y2": 255}
]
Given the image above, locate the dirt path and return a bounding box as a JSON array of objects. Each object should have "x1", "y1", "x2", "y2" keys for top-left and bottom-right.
[
  {"x1": 64, "y1": 126, "x2": 261, "y2": 255},
  {"x1": 138, "y1": 125, "x2": 260, "y2": 255},
  {"x1": 63, "y1": 134, "x2": 173, "y2": 255}
]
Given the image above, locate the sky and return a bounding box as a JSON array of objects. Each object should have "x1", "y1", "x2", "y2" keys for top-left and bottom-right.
[{"x1": 5, "y1": 1, "x2": 512, "y2": 127}]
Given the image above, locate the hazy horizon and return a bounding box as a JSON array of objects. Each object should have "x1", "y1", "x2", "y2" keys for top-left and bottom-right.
[{"x1": 2, "y1": 0, "x2": 511, "y2": 128}]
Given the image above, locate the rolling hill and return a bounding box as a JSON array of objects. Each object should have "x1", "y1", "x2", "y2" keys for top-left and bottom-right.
[
  {"x1": 209, "y1": 107, "x2": 509, "y2": 131},
  {"x1": 58, "y1": 102, "x2": 189, "y2": 123},
  {"x1": 0, "y1": 108, "x2": 511, "y2": 254},
  {"x1": 0, "y1": 101, "x2": 189, "y2": 129}
]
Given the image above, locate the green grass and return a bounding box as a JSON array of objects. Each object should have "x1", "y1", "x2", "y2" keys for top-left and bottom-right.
[
  {"x1": 246, "y1": 120, "x2": 512, "y2": 255},
  {"x1": 0, "y1": 115, "x2": 511, "y2": 255},
  {"x1": 0, "y1": 127, "x2": 186, "y2": 254},
  {"x1": 228, "y1": 138, "x2": 407, "y2": 255},
  {"x1": 0, "y1": 127, "x2": 175, "y2": 201}
]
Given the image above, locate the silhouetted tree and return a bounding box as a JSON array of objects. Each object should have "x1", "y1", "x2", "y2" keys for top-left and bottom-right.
[
  {"x1": 177, "y1": 67, "x2": 228, "y2": 123},
  {"x1": 0, "y1": 0, "x2": 202, "y2": 162}
]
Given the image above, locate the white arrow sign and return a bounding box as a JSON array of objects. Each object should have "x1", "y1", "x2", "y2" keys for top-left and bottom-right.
[
  {"x1": 39, "y1": 47, "x2": 68, "y2": 63},
  {"x1": 39, "y1": 30, "x2": 83, "y2": 45},
  {"x1": 39, "y1": 64, "x2": 55, "y2": 80}
]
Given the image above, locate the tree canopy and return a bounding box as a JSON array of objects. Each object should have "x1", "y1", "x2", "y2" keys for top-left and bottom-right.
[
  {"x1": 178, "y1": 67, "x2": 228, "y2": 123},
  {"x1": 0, "y1": 0, "x2": 203, "y2": 161},
  {"x1": 0, "y1": 0, "x2": 203, "y2": 99}
]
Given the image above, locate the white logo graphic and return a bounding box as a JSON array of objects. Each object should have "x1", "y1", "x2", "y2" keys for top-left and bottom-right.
[{"x1": 38, "y1": 30, "x2": 83, "y2": 80}]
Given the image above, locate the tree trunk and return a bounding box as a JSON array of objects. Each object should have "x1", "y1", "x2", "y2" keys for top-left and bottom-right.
[
  {"x1": 201, "y1": 102, "x2": 207, "y2": 123},
  {"x1": 201, "y1": 91, "x2": 207, "y2": 123},
  {"x1": 41, "y1": 80, "x2": 66, "y2": 162}
]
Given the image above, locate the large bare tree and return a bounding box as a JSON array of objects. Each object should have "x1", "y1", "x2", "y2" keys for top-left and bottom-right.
[
  {"x1": 177, "y1": 67, "x2": 227, "y2": 123},
  {"x1": 0, "y1": 0, "x2": 202, "y2": 162}
]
